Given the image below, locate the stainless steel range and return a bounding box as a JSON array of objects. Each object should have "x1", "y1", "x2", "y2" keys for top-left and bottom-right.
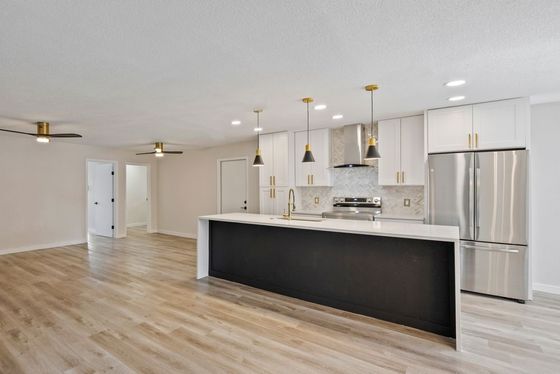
[{"x1": 322, "y1": 197, "x2": 381, "y2": 221}]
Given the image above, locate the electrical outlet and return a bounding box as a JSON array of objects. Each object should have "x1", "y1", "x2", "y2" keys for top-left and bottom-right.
[
  {"x1": 314, "y1": 197, "x2": 320, "y2": 204},
  {"x1": 404, "y1": 198, "x2": 411, "y2": 207}
]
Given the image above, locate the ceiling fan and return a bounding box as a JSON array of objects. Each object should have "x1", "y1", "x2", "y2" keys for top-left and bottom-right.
[
  {"x1": 136, "y1": 142, "x2": 183, "y2": 157},
  {"x1": 0, "y1": 121, "x2": 82, "y2": 143}
]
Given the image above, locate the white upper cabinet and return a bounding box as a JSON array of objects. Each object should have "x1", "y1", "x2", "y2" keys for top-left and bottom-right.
[
  {"x1": 427, "y1": 98, "x2": 529, "y2": 154},
  {"x1": 427, "y1": 105, "x2": 473, "y2": 153},
  {"x1": 378, "y1": 118, "x2": 401, "y2": 185},
  {"x1": 258, "y1": 132, "x2": 290, "y2": 187},
  {"x1": 400, "y1": 115, "x2": 425, "y2": 185},
  {"x1": 294, "y1": 128, "x2": 332, "y2": 187},
  {"x1": 378, "y1": 115, "x2": 424, "y2": 186},
  {"x1": 473, "y1": 98, "x2": 528, "y2": 150}
]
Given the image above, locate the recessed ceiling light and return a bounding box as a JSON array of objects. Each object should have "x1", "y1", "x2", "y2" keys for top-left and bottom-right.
[
  {"x1": 332, "y1": 114, "x2": 343, "y2": 120},
  {"x1": 254, "y1": 127, "x2": 263, "y2": 132},
  {"x1": 314, "y1": 104, "x2": 327, "y2": 111},
  {"x1": 231, "y1": 120, "x2": 241, "y2": 126},
  {"x1": 445, "y1": 80, "x2": 466, "y2": 87},
  {"x1": 448, "y1": 96, "x2": 465, "y2": 102}
]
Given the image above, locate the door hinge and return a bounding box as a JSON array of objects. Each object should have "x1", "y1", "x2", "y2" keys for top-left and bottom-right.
[{"x1": 111, "y1": 225, "x2": 114, "y2": 230}]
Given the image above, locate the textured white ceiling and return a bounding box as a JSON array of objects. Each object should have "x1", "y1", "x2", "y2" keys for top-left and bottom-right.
[{"x1": 1, "y1": 0, "x2": 560, "y2": 150}]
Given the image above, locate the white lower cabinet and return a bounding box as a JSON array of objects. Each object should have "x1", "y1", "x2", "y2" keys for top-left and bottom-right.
[
  {"x1": 259, "y1": 186, "x2": 288, "y2": 215},
  {"x1": 378, "y1": 115, "x2": 424, "y2": 186}
]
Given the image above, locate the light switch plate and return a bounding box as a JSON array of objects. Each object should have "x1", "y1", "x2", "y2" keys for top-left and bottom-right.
[
  {"x1": 404, "y1": 198, "x2": 411, "y2": 207},
  {"x1": 314, "y1": 197, "x2": 320, "y2": 204}
]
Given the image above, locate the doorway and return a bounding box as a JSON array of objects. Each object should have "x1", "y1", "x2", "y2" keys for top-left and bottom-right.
[
  {"x1": 126, "y1": 164, "x2": 149, "y2": 232},
  {"x1": 218, "y1": 158, "x2": 248, "y2": 213},
  {"x1": 87, "y1": 160, "x2": 115, "y2": 238}
]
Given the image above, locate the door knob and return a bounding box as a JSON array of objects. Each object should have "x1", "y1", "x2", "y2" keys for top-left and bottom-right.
[
  {"x1": 94, "y1": 202, "x2": 99, "y2": 205},
  {"x1": 241, "y1": 206, "x2": 247, "y2": 210}
]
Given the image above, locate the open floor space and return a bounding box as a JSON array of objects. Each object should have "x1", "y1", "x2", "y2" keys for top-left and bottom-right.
[{"x1": 0, "y1": 228, "x2": 559, "y2": 373}]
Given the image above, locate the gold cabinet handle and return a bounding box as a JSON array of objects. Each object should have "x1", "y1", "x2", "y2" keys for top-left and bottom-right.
[
  {"x1": 468, "y1": 133, "x2": 472, "y2": 149},
  {"x1": 396, "y1": 171, "x2": 400, "y2": 184},
  {"x1": 475, "y1": 133, "x2": 479, "y2": 148},
  {"x1": 401, "y1": 171, "x2": 405, "y2": 184},
  {"x1": 307, "y1": 174, "x2": 310, "y2": 185},
  {"x1": 273, "y1": 188, "x2": 276, "y2": 198},
  {"x1": 273, "y1": 176, "x2": 276, "y2": 186},
  {"x1": 269, "y1": 176, "x2": 273, "y2": 186},
  {"x1": 269, "y1": 188, "x2": 272, "y2": 198},
  {"x1": 311, "y1": 174, "x2": 314, "y2": 185}
]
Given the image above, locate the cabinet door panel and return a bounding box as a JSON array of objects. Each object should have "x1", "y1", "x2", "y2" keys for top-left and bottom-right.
[
  {"x1": 273, "y1": 187, "x2": 289, "y2": 216},
  {"x1": 378, "y1": 118, "x2": 401, "y2": 185},
  {"x1": 400, "y1": 115, "x2": 425, "y2": 186},
  {"x1": 309, "y1": 128, "x2": 332, "y2": 186},
  {"x1": 258, "y1": 134, "x2": 275, "y2": 187},
  {"x1": 259, "y1": 187, "x2": 274, "y2": 214},
  {"x1": 272, "y1": 132, "x2": 289, "y2": 186},
  {"x1": 473, "y1": 98, "x2": 528, "y2": 150},
  {"x1": 427, "y1": 105, "x2": 473, "y2": 153}
]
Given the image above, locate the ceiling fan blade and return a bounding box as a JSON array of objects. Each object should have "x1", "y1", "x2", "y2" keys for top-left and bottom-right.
[
  {"x1": 0, "y1": 128, "x2": 36, "y2": 136},
  {"x1": 136, "y1": 151, "x2": 157, "y2": 155},
  {"x1": 162, "y1": 151, "x2": 183, "y2": 154},
  {"x1": 47, "y1": 133, "x2": 83, "y2": 138}
]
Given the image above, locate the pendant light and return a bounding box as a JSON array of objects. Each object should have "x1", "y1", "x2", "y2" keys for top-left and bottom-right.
[
  {"x1": 301, "y1": 97, "x2": 315, "y2": 163},
  {"x1": 252, "y1": 109, "x2": 264, "y2": 167},
  {"x1": 364, "y1": 84, "x2": 381, "y2": 160}
]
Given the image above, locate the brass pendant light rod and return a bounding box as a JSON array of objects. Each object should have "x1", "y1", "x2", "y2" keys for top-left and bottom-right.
[
  {"x1": 252, "y1": 109, "x2": 264, "y2": 167},
  {"x1": 302, "y1": 97, "x2": 315, "y2": 163},
  {"x1": 364, "y1": 84, "x2": 381, "y2": 160}
]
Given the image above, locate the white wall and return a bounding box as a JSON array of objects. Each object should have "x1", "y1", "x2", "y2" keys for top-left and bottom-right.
[
  {"x1": 157, "y1": 140, "x2": 259, "y2": 238},
  {"x1": 531, "y1": 102, "x2": 560, "y2": 294},
  {"x1": 126, "y1": 165, "x2": 148, "y2": 227},
  {"x1": 0, "y1": 133, "x2": 158, "y2": 253}
]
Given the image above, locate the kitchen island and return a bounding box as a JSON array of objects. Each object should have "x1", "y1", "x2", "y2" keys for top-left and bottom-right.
[{"x1": 197, "y1": 213, "x2": 461, "y2": 350}]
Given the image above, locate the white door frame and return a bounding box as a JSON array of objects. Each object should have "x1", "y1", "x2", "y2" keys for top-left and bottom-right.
[
  {"x1": 86, "y1": 159, "x2": 118, "y2": 238},
  {"x1": 125, "y1": 162, "x2": 154, "y2": 234},
  {"x1": 217, "y1": 157, "x2": 249, "y2": 214}
]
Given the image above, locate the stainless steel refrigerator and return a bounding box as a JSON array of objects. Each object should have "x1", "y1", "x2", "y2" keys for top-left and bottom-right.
[{"x1": 428, "y1": 150, "x2": 529, "y2": 301}]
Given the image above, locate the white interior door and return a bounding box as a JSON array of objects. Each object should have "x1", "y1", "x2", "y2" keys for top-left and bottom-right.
[
  {"x1": 92, "y1": 163, "x2": 114, "y2": 237},
  {"x1": 220, "y1": 159, "x2": 247, "y2": 213}
]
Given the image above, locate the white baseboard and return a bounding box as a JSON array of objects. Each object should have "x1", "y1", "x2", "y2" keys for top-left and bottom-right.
[
  {"x1": 533, "y1": 282, "x2": 560, "y2": 295},
  {"x1": 127, "y1": 222, "x2": 147, "y2": 228},
  {"x1": 157, "y1": 229, "x2": 197, "y2": 239},
  {"x1": 0, "y1": 239, "x2": 87, "y2": 256}
]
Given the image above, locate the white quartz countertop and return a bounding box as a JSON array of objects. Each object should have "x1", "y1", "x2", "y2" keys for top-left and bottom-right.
[
  {"x1": 375, "y1": 213, "x2": 425, "y2": 221},
  {"x1": 199, "y1": 213, "x2": 459, "y2": 242}
]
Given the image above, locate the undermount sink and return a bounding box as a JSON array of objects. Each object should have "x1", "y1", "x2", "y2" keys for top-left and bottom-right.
[{"x1": 271, "y1": 216, "x2": 324, "y2": 223}]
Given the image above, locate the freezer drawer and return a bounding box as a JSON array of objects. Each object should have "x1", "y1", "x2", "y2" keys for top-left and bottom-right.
[{"x1": 461, "y1": 241, "x2": 529, "y2": 300}]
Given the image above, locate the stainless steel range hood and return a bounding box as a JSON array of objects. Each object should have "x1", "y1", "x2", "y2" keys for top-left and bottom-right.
[{"x1": 334, "y1": 124, "x2": 369, "y2": 168}]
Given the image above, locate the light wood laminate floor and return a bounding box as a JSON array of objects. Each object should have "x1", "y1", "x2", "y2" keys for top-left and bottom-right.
[{"x1": 0, "y1": 228, "x2": 559, "y2": 373}]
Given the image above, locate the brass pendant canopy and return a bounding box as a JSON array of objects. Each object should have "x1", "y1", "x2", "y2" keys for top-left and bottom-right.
[
  {"x1": 364, "y1": 84, "x2": 381, "y2": 160},
  {"x1": 252, "y1": 109, "x2": 264, "y2": 167},
  {"x1": 302, "y1": 97, "x2": 315, "y2": 163}
]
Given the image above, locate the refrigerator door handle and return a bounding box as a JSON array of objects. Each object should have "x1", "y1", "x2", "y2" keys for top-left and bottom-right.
[
  {"x1": 469, "y1": 166, "x2": 475, "y2": 239},
  {"x1": 461, "y1": 244, "x2": 520, "y2": 254},
  {"x1": 475, "y1": 167, "x2": 481, "y2": 233}
]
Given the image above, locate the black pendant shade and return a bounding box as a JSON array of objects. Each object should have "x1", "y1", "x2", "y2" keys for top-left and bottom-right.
[
  {"x1": 253, "y1": 150, "x2": 264, "y2": 167},
  {"x1": 365, "y1": 139, "x2": 381, "y2": 160},
  {"x1": 252, "y1": 109, "x2": 264, "y2": 167},
  {"x1": 302, "y1": 147, "x2": 315, "y2": 163},
  {"x1": 302, "y1": 97, "x2": 315, "y2": 163}
]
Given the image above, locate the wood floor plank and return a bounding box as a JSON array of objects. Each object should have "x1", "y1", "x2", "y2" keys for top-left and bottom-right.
[{"x1": 0, "y1": 227, "x2": 558, "y2": 373}]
